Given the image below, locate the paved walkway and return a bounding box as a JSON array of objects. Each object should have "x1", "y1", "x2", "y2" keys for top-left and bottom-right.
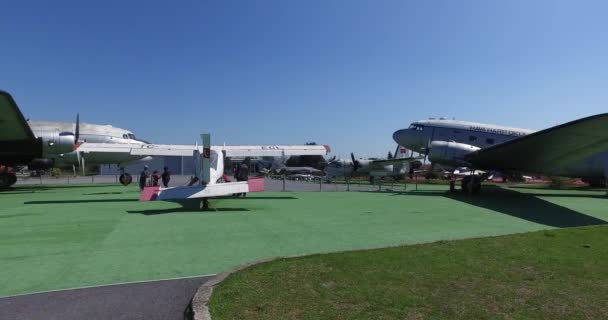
[{"x1": 0, "y1": 276, "x2": 211, "y2": 320}]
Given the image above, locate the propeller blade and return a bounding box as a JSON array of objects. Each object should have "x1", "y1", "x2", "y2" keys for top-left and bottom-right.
[
  {"x1": 350, "y1": 153, "x2": 360, "y2": 171},
  {"x1": 75, "y1": 113, "x2": 80, "y2": 142},
  {"x1": 72, "y1": 113, "x2": 81, "y2": 151}
]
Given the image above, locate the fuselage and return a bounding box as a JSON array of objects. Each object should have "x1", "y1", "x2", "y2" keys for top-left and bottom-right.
[
  {"x1": 325, "y1": 158, "x2": 405, "y2": 179},
  {"x1": 393, "y1": 118, "x2": 608, "y2": 178},
  {"x1": 29, "y1": 121, "x2": 148, "y2": 167}
]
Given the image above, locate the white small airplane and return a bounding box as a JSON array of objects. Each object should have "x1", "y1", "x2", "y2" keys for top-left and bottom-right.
[
  {"x1": 393, "y1": 115, "x2": 608, "y2": 194},
  {"x1": 77, "y1": 134, "x2": 329, "y2": 209}
]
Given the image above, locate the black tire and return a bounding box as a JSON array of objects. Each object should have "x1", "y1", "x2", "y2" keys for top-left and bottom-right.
[
  {"x1": 461, "y1": 176, "x2": 482, "y2": 195},
  {"x1": 119, "y1": 173, "x2": 133, "y2": 186},
  {"x1": 461, "y1": 176, "x2": 471, "y2": 194},
  {"x1": 0, "y1": 173, "x2": 11, "y2": 188},
  {"x1": 9, "y1": 173, "x2": 17, "y2": 186},
  {"x1": 472, "y1": 176, "x2": 482, "y2": 194}
]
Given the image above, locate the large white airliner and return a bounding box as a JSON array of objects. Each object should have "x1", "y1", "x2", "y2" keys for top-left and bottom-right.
[
  {"x1": 0, "y1": 91, "x2": 152, "y2": 187},
  {"x1": 1, "y1": 90, "x2": 329, "y2": 188},
  {"x1": 392, "y1": 116, "x2": 608, "y2": 194}
]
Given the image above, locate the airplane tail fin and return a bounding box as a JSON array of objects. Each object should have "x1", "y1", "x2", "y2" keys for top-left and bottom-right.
[{"x1": 395, "y1": 146, "x2": 409, "y2": 159}]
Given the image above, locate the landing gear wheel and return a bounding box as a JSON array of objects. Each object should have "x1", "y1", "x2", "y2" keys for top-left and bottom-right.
[
  {"x1": 472, "y1": 176, "x2": 482, "y2": 194},
  {"x1": 200, "y1": 199, "x2": 210, "y2": 210},
  {"x1": 449, "y1": 180, "x2": 456, "y2": 193},
  {"x1": 0, "y1": 173, "x2": 11, "y2": 188},
  {"x1": 461, "y1": 176, "x2": 482, "y2": 195},
  {"x1": 461, "y1": 176, "x2": 471, "y2": 195},
  {"x1": 119, "y1": 173, "x2": 133, "y2": 186},
  {"x1": 9, "y1": 173, "x2": 17, "y2": 186}
]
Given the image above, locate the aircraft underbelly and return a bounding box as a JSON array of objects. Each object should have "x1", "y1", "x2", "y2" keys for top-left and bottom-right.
[
  {"x1": 84, "y1": 152, "x2": 143, "y2": 165},
  {"x1": 550, "y1": 152, "x2": 608, "y2": 178}
]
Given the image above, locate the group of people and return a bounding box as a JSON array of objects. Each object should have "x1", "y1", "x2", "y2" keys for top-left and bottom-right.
[
  {"x1": 139, "y1": 166, "x2": 171, "y2": 191},
  {"x1": 137, "y1": 160, "x2": 250, "y2": 192}
]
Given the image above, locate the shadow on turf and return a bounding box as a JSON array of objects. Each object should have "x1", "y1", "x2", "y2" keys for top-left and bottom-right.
[
  {"x1": 2, "y1": 184, "x2": 121, "y2": 193},
  {"x1": 220, "y1": 196, "x2": 298, "y2": 200},
  {"x1": 508, "y1": 185, "x2": 606, "y2": 192},
  {"x1": 384, "y1": 186, "x2": 607, "y2": 228},
  {"x1": 127, "y1": 207, "x2": 250, "y2": 215},
  {"x1": 82, "y1": 192, "x2": 125, "y2": 195},
  {"x1": 127, "y1": 196, "x2": 294, "y2": 215},
  {"x1": 24, "y1": 199, "x2": 138, "y2": 204}
]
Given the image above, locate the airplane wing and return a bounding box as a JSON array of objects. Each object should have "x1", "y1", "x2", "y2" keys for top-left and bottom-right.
[
  {"x1": 221, "y1": 145, "x2": 329, "y2": 157},
  {"x1": 369, "y1": 156, "x2": 425, "y2": 166},
  {"x1": 465, "y1": 113, "x2": 608, "y2": 174},
  {"x1": 77, "y1": 143, "x2": 330, "y2": 157},
  {"x1": 0, "y1": 91, "x2": 41, "y2": 164},
  {"x1": 0, "y1": 91, "x2": 37, "y2": 142}
]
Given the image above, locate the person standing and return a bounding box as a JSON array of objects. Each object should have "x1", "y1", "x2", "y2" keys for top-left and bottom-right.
[
  {"x1": 151, "y1": 170, "x2": 160, "y2": 186},
  {"x1": 139, "y1": 165, "x2": 150, "y2": 191},
  {"x1": 161, "y1": 166, "x2": 171, "y2": 187},
  {"x1": 236, "y1": 160, "x2": 249, "y2": 197}
]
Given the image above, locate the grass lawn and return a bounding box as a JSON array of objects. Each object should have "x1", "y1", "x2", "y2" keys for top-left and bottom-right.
[
  {"x1": 211, "y1": 226, "x2": 608, "y2": 320},
  {"x1": 1, "y1": 183, "x2": 606, "y2": 297}
]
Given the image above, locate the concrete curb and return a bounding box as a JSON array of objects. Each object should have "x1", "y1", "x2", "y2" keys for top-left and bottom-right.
[{"x1": 191, "y1": 258, "x2": 276, "y2": 320}]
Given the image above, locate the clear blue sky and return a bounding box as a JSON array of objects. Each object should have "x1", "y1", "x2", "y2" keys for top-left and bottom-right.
[{"x1": 1, "y1": 0, "x2": 607, "y2": 158}]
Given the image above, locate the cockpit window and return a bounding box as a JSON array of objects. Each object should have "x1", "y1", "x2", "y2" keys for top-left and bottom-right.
[
  {"x1": 408, "y1": 124, "x2": 424, "y2": 131},
  {"x1": 128, "y1": 133, "x2": 136, "y2": 139},
  {"x1": 123, "y1": 134, "x2": 129, "y2": 139}
]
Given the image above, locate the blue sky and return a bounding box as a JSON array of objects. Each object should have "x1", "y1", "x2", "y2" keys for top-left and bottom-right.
[{"x1": 1, "y1": 0, "x2": 607, "y2": 158}]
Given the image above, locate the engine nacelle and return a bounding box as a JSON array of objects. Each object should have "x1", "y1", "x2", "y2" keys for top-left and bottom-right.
[
  {"x1": 41, "y1": 131, "x2": 75, "y2": 158},
  {"x1": 53, "y1": 151, "x2": 81, "y2": 168},
  {"x1": 428, "y1": 141, "x2": 480, "y2": 167},
  {"x1": 28, "y1": 158, "x2": 55, "y2": 170}
]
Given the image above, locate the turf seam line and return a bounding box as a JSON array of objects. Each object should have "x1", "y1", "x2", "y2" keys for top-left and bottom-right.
[{"x1": 0, "y1": 273, "x2": 217, "y2": 299}]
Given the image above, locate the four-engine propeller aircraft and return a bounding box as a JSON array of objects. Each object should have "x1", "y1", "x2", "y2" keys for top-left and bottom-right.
[
  {"x1": 0, "y1": 90, "x2": 152, "y2": 187},
  {"x1": 1, "y1": 90, "x2": 329, "y2": 189},
  {"x1": 393, "y1": 115, "x2": 608, "y2": 194},
  {"x1": 256, "y1": 157, "x2": 323, "y2": 176}
]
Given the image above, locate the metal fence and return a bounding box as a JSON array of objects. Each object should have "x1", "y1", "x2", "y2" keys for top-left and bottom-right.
[
  {"x1": 14, "y1": 174, "x2": 416, "y2": 192},
  {"x1": 264, "y1": 176, "x2": 413, "y2": 192}
]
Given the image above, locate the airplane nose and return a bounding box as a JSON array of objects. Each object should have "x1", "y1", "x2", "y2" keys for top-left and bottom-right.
[
  {"x1": 393, "y1": 128, "x2": 422, "y2": 151},
  {"x1": 392, "y1": 129, "x2": 410, "y2": 146}
]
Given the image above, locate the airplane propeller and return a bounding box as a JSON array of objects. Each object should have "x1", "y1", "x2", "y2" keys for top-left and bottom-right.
[
  {"x1": 350, "y1": 152, "x2": 361, "y2": 172},
  {"x1": 75, "y1": 113, "x2": 80, "y2": 141},
  {"x1": 73, "y1": 113, "x2": 81, "y2": 151}
]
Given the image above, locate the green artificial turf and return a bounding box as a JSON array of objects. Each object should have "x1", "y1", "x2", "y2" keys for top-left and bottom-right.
[
  {"x1": 211, "y1": 226, "x2": 608, "y2": 320},
  {"x1": 0, "y1": 183, "x2": 606, "y2": 296}
]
